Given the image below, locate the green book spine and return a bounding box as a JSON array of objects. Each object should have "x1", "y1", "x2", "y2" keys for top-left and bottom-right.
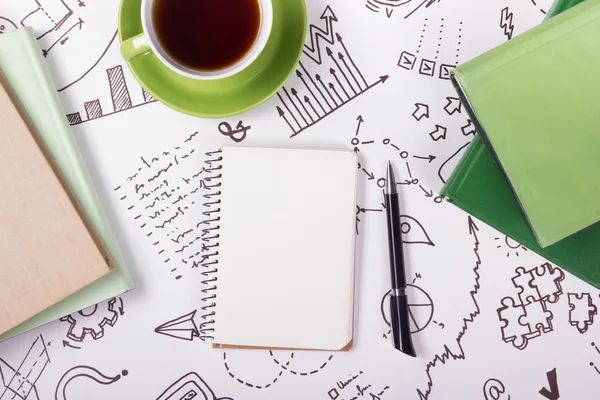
[{"x1": 441, "y1": 0, "x2": 600, "y2": 289}]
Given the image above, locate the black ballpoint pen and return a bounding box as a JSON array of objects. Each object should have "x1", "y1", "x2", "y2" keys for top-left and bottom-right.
[{"x1": 385, "y1": 161, "x2": 416, "y2": 357}]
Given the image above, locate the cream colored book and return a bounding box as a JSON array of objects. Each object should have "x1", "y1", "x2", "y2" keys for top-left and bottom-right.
[{"x1": 0, "y1": 70, "x2": 113, "y2": 336}]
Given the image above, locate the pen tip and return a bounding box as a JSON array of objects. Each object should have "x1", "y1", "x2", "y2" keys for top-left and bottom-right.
[{"x1": 386, "y1": 161, "x2": 397, "y2": 194}]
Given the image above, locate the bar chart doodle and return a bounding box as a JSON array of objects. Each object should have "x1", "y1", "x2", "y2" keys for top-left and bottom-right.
[
  {"x1": 66, "y1": 64, "x2": 157, "y2": 125},
  {"x1": 276, "y1": 6, "x2": 389, "y2": 137}
]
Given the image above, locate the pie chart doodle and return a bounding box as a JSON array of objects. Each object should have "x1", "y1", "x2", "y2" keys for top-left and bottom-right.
[{"x1": 381, "y1": 284, "x2": 434, "y2": 334}]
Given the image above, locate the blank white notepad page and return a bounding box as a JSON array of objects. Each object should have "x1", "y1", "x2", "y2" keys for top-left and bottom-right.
[{"x1": 213, "y1": 147, "x2": 357, "y2": 350}]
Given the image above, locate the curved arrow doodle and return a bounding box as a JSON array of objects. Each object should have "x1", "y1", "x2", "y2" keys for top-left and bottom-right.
[{"x1": 55, "y1": 366, "x2": 128, "y2": 400}]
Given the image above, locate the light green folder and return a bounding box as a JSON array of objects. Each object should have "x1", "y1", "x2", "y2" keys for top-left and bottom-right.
[
  {"x1": 0, "y1": 28, "x2": 133, "y2": 341},
  {"x1": 452, "y1": 0, "x2": 600, "y2": 247}
]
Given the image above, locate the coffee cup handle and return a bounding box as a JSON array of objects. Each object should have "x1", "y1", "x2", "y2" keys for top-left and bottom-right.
[{"x1": 121, "y1": 33, "x2": 151, "y2": 60}]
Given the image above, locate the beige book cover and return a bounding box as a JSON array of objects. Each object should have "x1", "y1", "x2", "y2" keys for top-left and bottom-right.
[{"x1": 0, "y1": 71, "x2": 112, "y2": 336}]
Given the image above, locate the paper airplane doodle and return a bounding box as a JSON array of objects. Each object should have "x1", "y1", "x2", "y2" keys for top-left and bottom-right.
[
  {"x1": 154, "y1": 310, "x2": 201, "y2": 341},
  {"x1": 0, "y1": 335, "x2": 50, "y2": 400}
]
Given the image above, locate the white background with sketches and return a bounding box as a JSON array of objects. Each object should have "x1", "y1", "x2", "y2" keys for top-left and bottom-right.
[{"x1": 0, "y1": 0, "x2": 598, "y2": 399}]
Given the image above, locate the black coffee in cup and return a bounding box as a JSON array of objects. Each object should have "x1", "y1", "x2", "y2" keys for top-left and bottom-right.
[{"x1": 153, "y1": 0, "x2": 261, "y2": 72}]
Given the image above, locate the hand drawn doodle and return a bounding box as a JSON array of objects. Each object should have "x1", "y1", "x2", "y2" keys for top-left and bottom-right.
[
  {"x1": 327, "y1": 370, "x2": 391, "y2": 400},
  {"x1": 219, "y1": 121, "x2": 251, "y2": 143},
  {"x1": 531, "y1": 0, "x2": 551, "y2": 15},
  {"x1": 0, "y1": 335, "x2": 50, "y2": 400},
  {"x1": 590, "y1": 342, "x2": 600, "y2": 376},
  {"x1": 381, "y1": 284, "x2": 434, "y2": 338},
  {"x1": 155, "y1": 372, "x2": 233, "y2": 400},
  {"x1": 417, "y1": 217, "x2": 482, "y2": 399},
  {"x1": 54, "y1": 366, "x2": 127, "y2": 400},
  {"x1": 539, "y1": 368, "x2": 559, "y2": 400},
  {"x1": 494, "y1": 236, "x2": 528, "y2": 258},
  {"x1": 365, "y1": 0, "x2": 443, "y2": 20},
  {"x1": 437, "y1": 141, "x2": 470, "y2": 184},
  {"x1": 461, "y1": 119, "x2": 476, "y2": 136},
  {"x1": 0, "y1": 1, "x2": 118, "y2": 91},
  {"x1": 568, "y1": 293, "x2": 597, "y2": 334},
  {"x1": 60, "y1": 297, "x2": 125, "y2": 345},
  {"x1": 397, "y1": 18, "x2": 463, "y2": 80},
  {"x1": 114, "y1": 132, "x2": 222, "y2": 281},
  {"x1": 443, "y1": 97, "x2": 462, "y2": 115},
  {"x1": 412, "y1": 103, "x2": 430, "y2": 121},
  {"x1": 276, "y1": 6, "x2": 389, "y2": 137},
  {"x1": 428, "y1": 124, "x2": 447, "y2": 141},
  {"x1": 497, "y1": 263, "x2": 564, "y2": 350},
  {"x1": 222, "y1": 351, "x2": 333, "y2": 390},
  {"x1": 66, "y1": 64, "x2": 157, "y2": 125},
  {"x1": 483, "y1": 378, "x2": 510, "y2": 400},
  {"x1": 500, "y1": 7, "x2": 515, "y2": 40},
  {"x1": 154, "y1": 310, "x2": 212, "y2": 342}
]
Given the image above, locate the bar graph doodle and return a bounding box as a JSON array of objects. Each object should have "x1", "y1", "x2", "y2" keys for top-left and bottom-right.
[
  {"x1": 0, "y1": 335, "x2": 50, "y2": 400},
  {"x1": 276, "y1": 6, "x2": 389, "y2": 137},
  {"x1": 365, "y1": 0, "x2": 443, "y2": 19},
  {"x1": 67, "y1": 64, "x2": 157, "y2": 125}
]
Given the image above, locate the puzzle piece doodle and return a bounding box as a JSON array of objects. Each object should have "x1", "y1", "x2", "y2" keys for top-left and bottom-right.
[
  {"x1": 530, "y1": 263, "x2": 565, "y2": 303},
  {"x1": 519, "y1": 299, "x2": 553, "y2": 335},
  {"x1": 568, "y1": 293, "x2": 597, "y2": 334},
  {"x1": 511, "y1": 267, "x2": 541, "y2": 305},
  {"x1": 497, "y1": 297, "x2": 530, "y2": 350}
]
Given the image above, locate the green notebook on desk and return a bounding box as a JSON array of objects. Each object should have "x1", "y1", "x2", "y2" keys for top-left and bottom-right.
[
  {"x1": 442, "y1": 0, "x2": 600, "y2": 289},
  {"x1": 452, "y1": 0, "x2": 600, "y2": 247},
  {"x1": 0, "y1": 28, "x2": 134, "y2": 341}
]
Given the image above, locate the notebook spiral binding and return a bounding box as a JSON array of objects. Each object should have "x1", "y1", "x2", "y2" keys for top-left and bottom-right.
[{"x1": 198, "y1": 149, "x2": 223, "y2": 341}]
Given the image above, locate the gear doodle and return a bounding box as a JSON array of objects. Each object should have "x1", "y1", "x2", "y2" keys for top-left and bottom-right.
[{"x1": 60, "y1": 297, "x2": 124, "y2": 342}]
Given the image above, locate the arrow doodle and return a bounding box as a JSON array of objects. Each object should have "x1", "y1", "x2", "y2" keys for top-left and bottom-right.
[
  {"x1": 413, "y1": 103, "x2": 430, "y2": 121},
  {"x1": 62, "y1": 340, "x2": 81, "y2": 350},
  {"x1": 218, "y1": 121, "x2": 251, "y2": 143},
  {"x1": 303, "y1": 6, "x2": 338, "y2": 65},
  {"x1": 444, "y1": 97, "x2": 462, "y2": 115},
  {"x1": 43, "y1": 18, "x2": 85, "y2": 57},
  {"x1": 461, "y1": 120, "x2": 476, "y2": 136},
  {"x1": 277, "y1": 6, "x2": 389, "y2": 137},
  {"x1": 355, "y1": 115, "x2": 364, "y2": 136},
  {"x1": 362, "y1": 168, "x2": 375, "y2": 180},
  {"x1": 539, "y1": 368, "x2": 559, "y2": 400},
  {"x1": 429, "y1": 125, "x2": 447, "y2": 141},
  {"x1": 413, "y1": 154, "x2": 436, "y2": 163},
  {"x1": 419, "y1": 185, "x2": 433, "y2": 197},
  {"x1": 336, "y1": 32, "x2": 368, "y2": 89}
]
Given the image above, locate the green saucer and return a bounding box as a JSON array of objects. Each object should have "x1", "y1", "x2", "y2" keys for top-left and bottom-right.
[{"x1": 118, "y1": 0, "x2": 307, "y2": 118}]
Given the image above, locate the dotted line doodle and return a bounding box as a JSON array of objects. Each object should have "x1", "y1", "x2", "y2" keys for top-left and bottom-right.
[
  {"x1": 269, "y1": 351, "x2": 334, "y2": 376},
  {"x1": 223, "y1": 352, "x2": 284, "y2": 390}
]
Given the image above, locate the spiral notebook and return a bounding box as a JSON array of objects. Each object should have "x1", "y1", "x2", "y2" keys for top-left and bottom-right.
[{"x1": 199, "y1": 146, "x2": 358, "y2": 351}]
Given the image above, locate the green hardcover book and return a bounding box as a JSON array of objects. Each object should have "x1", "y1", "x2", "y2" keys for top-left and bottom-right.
[
  {"x1": 441, "y1": 0, "x2": 600, "y2": 288},
  {"x1": 451, "y1": 0, "x2": 600, "y2": 247},
  {"x1": 0, "y1": 28, "x2": 134, "y2": 341}
]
